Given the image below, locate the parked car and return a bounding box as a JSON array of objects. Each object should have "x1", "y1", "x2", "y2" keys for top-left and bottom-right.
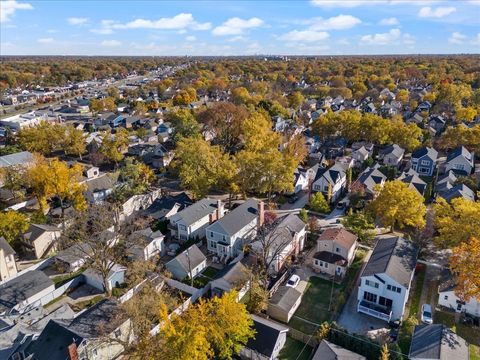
[
  {"x1": 286, "y1": 274, "x2": 300, "y2": 288},
  {"x1": 288, "y1": 195, "x2": 299, "y2": 204},
  {"x1": 421, "y1": 304, "x2": 433, "y2": 324}
]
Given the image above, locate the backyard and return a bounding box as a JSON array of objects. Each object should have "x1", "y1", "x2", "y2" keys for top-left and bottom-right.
[
  {"x1": 279, "y1": 337, "x2": 314, "y2": 360},
  {"x1": 289, "y1": 250, "x2": 367, "y2": 335}
]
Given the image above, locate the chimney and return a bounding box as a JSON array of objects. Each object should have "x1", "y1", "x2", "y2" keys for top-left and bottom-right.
[
  {"x1": 217, "y1": 199, "x2": 223, "y2": 220},
  {"x1": 68, "y1": 342, "x2": 79, "y2": 360},
  {"x1": 258, "y1": 201, "x2": 264, "y2": 228}
]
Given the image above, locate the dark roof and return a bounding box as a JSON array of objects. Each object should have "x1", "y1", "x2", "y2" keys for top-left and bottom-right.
[
  {"x1": 446, "y1": 146, "x2": 472, "y2": 163},
  {"x1": 314, "y1": 163, "x2": 346, "y2": 184},
  {"x1": 245, "y1": 315, "x2": 288, "y2": 357},
  {"x1": 412, "y1": 147, "x2": 438, "y2": 162},
  {"x1": 207, "y1": 199, "x2": 259, "y2": 236},
  {"x1": 0, "y1": 236, "x2": 15, "y2": 256},
  {"x1": 145, "y1": 192, "x2": 192, "y2": 218},
  {"x1": 313, "y1": 340, "x2": 366, "y2": 360},
  {"x1": 313, "y1": 251, "x2": 347, "y2": 266},
  {"x1": 0, "y1": 270, "x2": 54, "y2": 313},
  {"x1": 361, "y1": 235, "x2": 418, "y2": 288},
  {"x1": 409, "y1": 324, "x2": 469, "y2": 360},
  {"x1": 437, "y1": 184, "x2": 475, "y2": 203},
  {"x1": 24, "y1": 320, "x2": 84, "y2": 360}
]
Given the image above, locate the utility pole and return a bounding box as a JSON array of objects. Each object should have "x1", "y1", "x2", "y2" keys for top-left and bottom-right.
[{"x1": 186, "y1": 249, "x2": 193, "y2": 287}]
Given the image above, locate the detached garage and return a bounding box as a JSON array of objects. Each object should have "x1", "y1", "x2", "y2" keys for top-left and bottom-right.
[{"x1": 267, "y1": 286, "x2": 303, "y2": 323}]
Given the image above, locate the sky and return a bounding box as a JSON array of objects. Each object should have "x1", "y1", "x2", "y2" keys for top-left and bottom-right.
[{"x1": 0, "y1": 0, "x2": 479, "y2": 56}]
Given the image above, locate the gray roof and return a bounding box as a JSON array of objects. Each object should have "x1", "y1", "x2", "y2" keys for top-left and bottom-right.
[
  {"x1": 437, "y1": 184, "x2": 475, "y2": 203},
  {"x1": 207, "y1": 199, "x2": 259, "y2": 237},
  {"x1": 211, "y1": 260, "x2": 249, "y2": 292},
  {"x1": 0, "y1": 236, "x2": 15, "y2": 256},
  {"x1": 55, "y1": 243, "x2": 93, "y2": 265},
  {"x1": 409, "y1": 324, "x2": 469, "y2": 360},
  {"x1": 269, "y1": 286, "x2": 302, "y2": 311},
  {"x1": 356, "y1": 166, "x2": 387, "y2": 194},
  {"x1": 313, "y1": 340, "x2": 366, "y2": 360},
  {"x1": 314, "y1": 163, "x2": 346, "y2": 184},
  {"x1": 167, "y1": 244, "x2": 206, "y2": 273},
  {"x1": 169, "y1": 198, "x2": 218, "y2": 226},
  {"x1": 23, "y1": 224, "x2": 60, "y2": 244},
  {"x1": 412, "y1": 146, "x2": 438, "y2": 162},
  {"x1": 446, "y1": 146, "x2": 473, "y2": 163},
  {"x1": 85, "y1": 172, "x2": 118, "y2": 193},
  {"x1": 245, "y1": 315, "x2": 288, "y2": 357},
  {"x1": 382, "y1": 144, "x2": 405, "y2": 159},
  {"x1": 398, "y1": 169, "x2": 427, "y2": 195},
  {"x1": 0, "y1": 270, "x2": 54, "y2": 313},
  {"x1": 361, "y1": 235, "x2": 418, "y2": 288},
  {"x1": 0, "y1": 151, "x2": 33, "y2": 168}
]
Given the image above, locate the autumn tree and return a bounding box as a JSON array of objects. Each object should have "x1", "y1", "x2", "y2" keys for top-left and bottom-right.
[
  {"x1": 27, "y1": 156, "x2": 87, "y2": 219},
  {"x1": 315, "y1": 322, "x2": 331, "y2": 341},
  {"x1": 166, "y1": 108, "x2": 202, "y2": 140},
  {"x1": 288, "y1": 91, "x2": 305, "y2": 109},
  {"x1": 18, "y1": 121, "x2": 64, "y2": 155},
  {"x1": 99, "y1": 128, "x2": 129, "y2": 166},
  {"x1": 439, "y1": 124, "x2": 480, "y2": 153},
  {"x1": 90, "y1": 97, "x2": 116, "y2": 113},
  {"x1": 368, "y1": 180, "x2": 426, "y2": 231},
  {"x1": 62, "y1": 125, "x2": 86, "y2": 159},
  {"x1": 0, "y1": 210, "x2": 29, "y2": 245},
  {"x1": 449, "y1": 236, "x2": 480, "y2": 302},
  {"x1": 231, "y1": 86, "x2": 250, "y2": 105},
  {"x1": 341, "y1": 211, "x2": 376, "y2": 244},
  {"x1": 172, "y1": 87, "x2": 197, "y2": 106},
  {"x1": 0, "y1": 164, "x2": 28, "y2": 201},
  {"x1": 380, "y1": 343, "x2": 390, "y2": 360},
  {"x1": 309, "y1": 192, "x2": 330, "y2": 213},
  {"x1": 433, "y1": 198, "x2": 480, "y2": 248},
  {"x1": 119, "y1": 158, "x2": 155, "y2": 195}
]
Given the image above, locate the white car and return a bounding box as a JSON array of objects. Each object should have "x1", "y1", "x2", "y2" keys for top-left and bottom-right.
[
  {"x1": 286, "y1": 274, "x2": 300, "y2": 288},
  {"x1": 421, "y1": 304, "x2": 433, "y2": 324}
]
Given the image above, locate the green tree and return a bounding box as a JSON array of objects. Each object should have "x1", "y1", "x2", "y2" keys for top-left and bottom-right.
[
  {"x1": 99, "y1": 128, "x2": 129, "y2": 166},
  {"x1": 18, "y1": 121, "x2": 64, "y2": 155},
  {"x1": 341, "y1": 211, "x2": 376, "y2": 244},
  {"x1": 167, "y1": 108, "x2": 201, "y2": 140},
  {"x1": 119, "y1": 158, "x2": 155, "y2": 195},
  {"x1": 310, "y1": 192, "x2": 330, "y2": 213},
  {"x1": 288, "y1": 91, "x2": 305, "y2": 109}
]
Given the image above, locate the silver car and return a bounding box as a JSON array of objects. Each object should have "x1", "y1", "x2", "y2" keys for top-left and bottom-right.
[{"x1": 421, "y1": 304, "x2": 433, "y2": 324}]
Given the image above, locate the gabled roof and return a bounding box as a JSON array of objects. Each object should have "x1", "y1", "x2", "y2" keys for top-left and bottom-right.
[
  {"x1": 145, "y1": 192, "x2": 193, "y2": 219},
  {"x1": 437, "y1": 184, "x2": 475, "y2": 203},
  {"x1": 355, "y1": 166, "x2": 387, "y2": 194},
  {"x1": 361, "y1": 235, "x2": 418, "y2": 288},
  {"x1": 398, "y1": 169, "x2": 427, "y2": 195},
  {"x1": 317, "y1": 228, "x2": 357, "y2": 250},
  {"x1": 169, "y1": 198, "x2": 217, "y2": 226},
  {"x1": 314, "y1": 163, "x2": 346, "y2": 184},
  {"x1": 0, "y1": 236, "x2": 15, "y2": 256},
  {"x1": 0, "y1": 151, "x2": 34, "y2": 168},
  {"x1": 0, "y1": 270, "x2": 54, "y2": 313},
  {"x1": 381, "y1": 144, "x2": 405, "y2": 159},
  {"x1": 269, "y1": 286, "x2": 302, "y2": 311},
  {"x1": 313, "y1": 339, "x2": 366, "y2": 360},
  {"x1": 409, "y1": 324, "x2": 469, "y2": 360},
  {"x1": 245, "y1": 314, "x2": 288, "y2": 357},
  {"x1": 23, "y1": 224, "x2": 61, "y2": 244},
  {"x1": 446, "y1": 146, "x2": 473, "y2": 163},
  {"x1": 167, "y1": 244, "x2": 206, "y2": 273},
  {"x1": 412, "y1": 146, "x2": 438, "y2": 162},
  {"x1": 206, "y1": 199, "x2": 259, "y2": 237}
]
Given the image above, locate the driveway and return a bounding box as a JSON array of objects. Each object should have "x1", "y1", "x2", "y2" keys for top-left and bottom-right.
[
  {"x1": 280, "y1": 191, "x2": 309, "y2": 211},
  {"x1": 317, "y1": 207, "x2": 346, "y2": 227}
]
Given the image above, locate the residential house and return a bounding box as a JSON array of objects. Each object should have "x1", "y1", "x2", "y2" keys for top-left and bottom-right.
[
  {"x1": 357, "y1": 235, "x2": 418, "y2": 322},
  {"x1": 127, "y1": 227, "x2": 164, "y2": 261},
  {"x1": 267, "y1": 285, "x2": 303, "y2": 323},
  {"x1": 0, "y1": 151, "x2": 34, "y2": 169},
  {"x1": 436, "y1": 183, "x2": 475, "y2": 203},
  {"x1": 251, "y1": 213, "x2": 306, "y2": 274},
  {"x1": 55, "y1": 243, "x2": 93, "y2": 272},
  {"x1": 351, "y1": 141, "x2": 374, "y2": 155},
  {"x1": 312, "y1": 228, "x2": 358, "y2": 277},
  {"x1": 211, "y1": 260, "x2": 249, "y2": 299},
  {"x1": 169, "y1": 198, "x2": 221, "y2": 241},
  {"x1": 166, "y1": 244, "x2": 207, "y2": 281},
  {"x1": 428, "y1": 115, "x2": 446, "y2": 134},
  {"x1": 144, "y1": 144, "x2": 174, "y2": 169},
  {"x1": 352, "y1": 165, "x2": 387, "y2": 199},
  {"x1": 206, "y1": 199, "x2": 260, "y2": 259},
  {"x1": 445, "y1": 146, "x2": 474, "y2": 176},
  {"x1": 144, "y1": 192, "x2": 192, "y2": 220},
  {"x1": 240, "y1": 315, "x2": 289, "y2": 360},
  {"x1": 380, "y1": 144, "x2": 405, "y2": 168},
  {"x1": 83, "y1": 172, "x2": 119, "y2": 204},
  {"x1": 83, "y1": 263, "x2": 126, "y2": 293},
  {"x1": 312, "y1": 163, "x2": 347, "y2": 203},
  {"x1": 398, "y1": 169, "x2": 427, "y2": 196},
  {"x1": 411, "y1": 147, "x2": 438, "y2": 177},
  {"x1": 438, "y1": 270, "x2": 480, "y2": 317},
  {"x1": 292, "y1": 168, "x2": 309, "y2": 194},
  {"x1": 416, "y1": 101, "x2": 432, "y2": 113},
  {"x1": 409, "y1": 324, "x2": 469, "y2": 360},
  {"x1": 312, "y1": 340, "x2": 366, "y2": 360},
  {"x1": 22, "y1": 299, "x2": 132, "y2": 360},
  {"x1": 0, "y1": 236, "x2": 17, "y2": 282},
  {"x1": 352, "y1": 146, "x2": 370, "y2": 166},
  {"x1": 0, "y1": 270, "x2": 55, "y2": 315},
  {"x1": 22, "y1": 224, "x2": 61, "y2": 259}
]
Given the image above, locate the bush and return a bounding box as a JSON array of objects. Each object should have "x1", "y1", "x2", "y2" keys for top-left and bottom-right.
[{"x1": 310, "y1": 192, "x2": 330, "y2": 213}]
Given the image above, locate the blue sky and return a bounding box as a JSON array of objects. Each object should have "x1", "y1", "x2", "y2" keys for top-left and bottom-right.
[{"x1": 1, "y1": 0, "x2": 479, "y2": 55}]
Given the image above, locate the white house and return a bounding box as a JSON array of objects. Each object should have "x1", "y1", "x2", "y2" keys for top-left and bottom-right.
[
  {"x1": 311, "y1": 163, "x2": 347, "y2": 203},
  {"x1": 380, "y1": 144, "x2": 405, "y2": 168},
  {"x1": 127, "y1": 227, "x2": 164, "y2": 261},
  {"x1": 83, "y1": 263, "x2": 126, "y2": 293},
  {"x1": 206, "y1": 199, "x2": 260, "y2": 260},
  {"x1": 352, "y1": 165, "x2": 387, "y2": 199},
  {"x1": 166, "y1": 244, "x2": 207, "y2": 281},
  {"x1": 22, "y1": 224, "x2": 62, "y2": 259},
  {"x1": 169, "y1": 198, "x2": 221, "y2": 241},
  {"x1": 0, "y1": 236, "x2": 17, "y2": 282},
  {"x1": 292, "y1": 169, "x2": 309, "y2": 194},
  {"x1": 445, "y1": 146, "x2": 474, "y2": 176},
  {"x1": 438, "y1": 270, "x2": 480, "y2": 317},
  {"x1": 357, "y1": 235, "x2": 418, "y2": 322}
]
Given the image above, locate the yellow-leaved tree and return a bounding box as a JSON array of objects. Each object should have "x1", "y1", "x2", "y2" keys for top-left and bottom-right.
[
  {"x1": 449, "y1": 236, "x2": 480, "y2": 302},
  {"x1": 433, "y1": 198, "x2": 480, "y2": 248},
  {"x1": 368, "y1": 180, "x2": 426, "y2": 231}
]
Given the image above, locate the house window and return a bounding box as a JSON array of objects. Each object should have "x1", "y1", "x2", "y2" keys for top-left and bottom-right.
[
  {"x1": 421, "y1": 160, "x2": 429, "y2": 166},
  {"x1": 210, "y1": 231, "x2": 214, "y2": 238},
  {"x1": 114, "y1": 329, "x2": 121, "y2": 338},
  {"x1": 365, "y1": 279, "x2": 378, "y2": 288},
  {"x1": 336, "y1": 247, "x2": 340, "y2": 253},
  {"x1": 324, "y1": 262, "x2": 328, "y2": 268},
  {"x1": 363, "y1": 291, "x2": 377, "y2": 303},
  {"x1": 387, "y1": 285, "x2": 401, "y2": 293},
  {"x1": 209, "y1": 240, "x2": 217, "y2": 249},
  {"x1": 453, "y1": 164, "x2": 465, "y2": 171},
  {"x1": 179, "y1": 224, "x2": 186, "y2": 231},
  {"x1": 223, "y1": 235, "x2": 227, "y2": 242},
  {"x1": 444, "y1": 295, "x2": 448, "y2": 300}
]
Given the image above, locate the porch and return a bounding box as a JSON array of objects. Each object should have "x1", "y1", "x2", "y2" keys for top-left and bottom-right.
[{"x1": 357, "y1": 300, "x2": 392, "y2": 322}]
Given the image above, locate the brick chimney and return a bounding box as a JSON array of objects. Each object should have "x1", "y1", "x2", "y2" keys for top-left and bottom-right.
[
  {"x1": 217, "y1": 199, "x2": 224, "y2": 220},
  {"x1": 257, "y1": 201, "x2": 264, "y2": 228},
  {"x1": 68, "y1": 342, "x2": 79, "y2": 360}
]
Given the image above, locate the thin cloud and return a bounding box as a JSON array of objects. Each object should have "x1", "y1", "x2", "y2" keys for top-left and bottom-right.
[
  {"x1": 418, "y1": 6, "x2": 456, "y2": 18},
  {"x1": 280, "y1": 30, "x2": 329, "y2": 43},
  {"x1": 1, "y1": 0, "x2": 33, "y2": 23},
  {"x1": 101, "y1": 40, "x2": 121, "y2": 47},
  {"x1": 379, "y1": 17, "x2": 399, "y2": 26},
  {"x1": 448, "y1": 32, "x2": 466, "y2": 44},
  {"x1": 67, "y1": 17, "x2": 88, "y2": 25},
  {"x1": 310, "y1": 15, "x2": 362, "y2": 30},
  {"x1": 37, "y1": 37, "x2": 54, "y2": 43},
  {"x1": 212, "y1": 17, "x2": 263, "y2": 36},
  {"x1": 361, "y1": 28, "x2": 401, "y2": 45}
]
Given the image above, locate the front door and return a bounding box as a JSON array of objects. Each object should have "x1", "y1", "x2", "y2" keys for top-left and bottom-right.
[{"x1": 336, "y1": 266, "x2": 342, "y2": 275}]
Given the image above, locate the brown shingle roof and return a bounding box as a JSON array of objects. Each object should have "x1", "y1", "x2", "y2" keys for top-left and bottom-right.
[{"x1": 317, "y1": 228, "x2": 357, "y2": 250}]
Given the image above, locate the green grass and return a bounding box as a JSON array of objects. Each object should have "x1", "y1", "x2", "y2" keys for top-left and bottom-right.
[
  {"x1": 201, "y1": 266, "x2": 219, "y2": 279},
  {"x1": 470, "y1": 345, "x2": 480, "y2": 360},
  {"x1": 52, "y1": 268, "x2": 85, "y2": 288},
  {"x1": 289, "y1": 277, "x2": 340, "y2": 334},
  {"x1": 434, "y1": 310, "x2": 480, "y2": 347},
  {"x1": 70, "y1": 295, "x2": 104, "y2": 312},
  {"x1": 279, "y1": 337, "x2": 313, "y2": 360}
]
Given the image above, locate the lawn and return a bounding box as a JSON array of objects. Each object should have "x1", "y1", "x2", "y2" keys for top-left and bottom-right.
[
  {"x1": 201, "y1": 266, "x2": 219, "y2": 279},
  {"x1": 289, "y1": 276, "x2": 340, "y2": 334},
  {"x1": 279, "y1": 337, "x2": 313, "y2": 360},
  {"x1": 434, "y1": 310, "x2": 480, "y2": 348}
]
